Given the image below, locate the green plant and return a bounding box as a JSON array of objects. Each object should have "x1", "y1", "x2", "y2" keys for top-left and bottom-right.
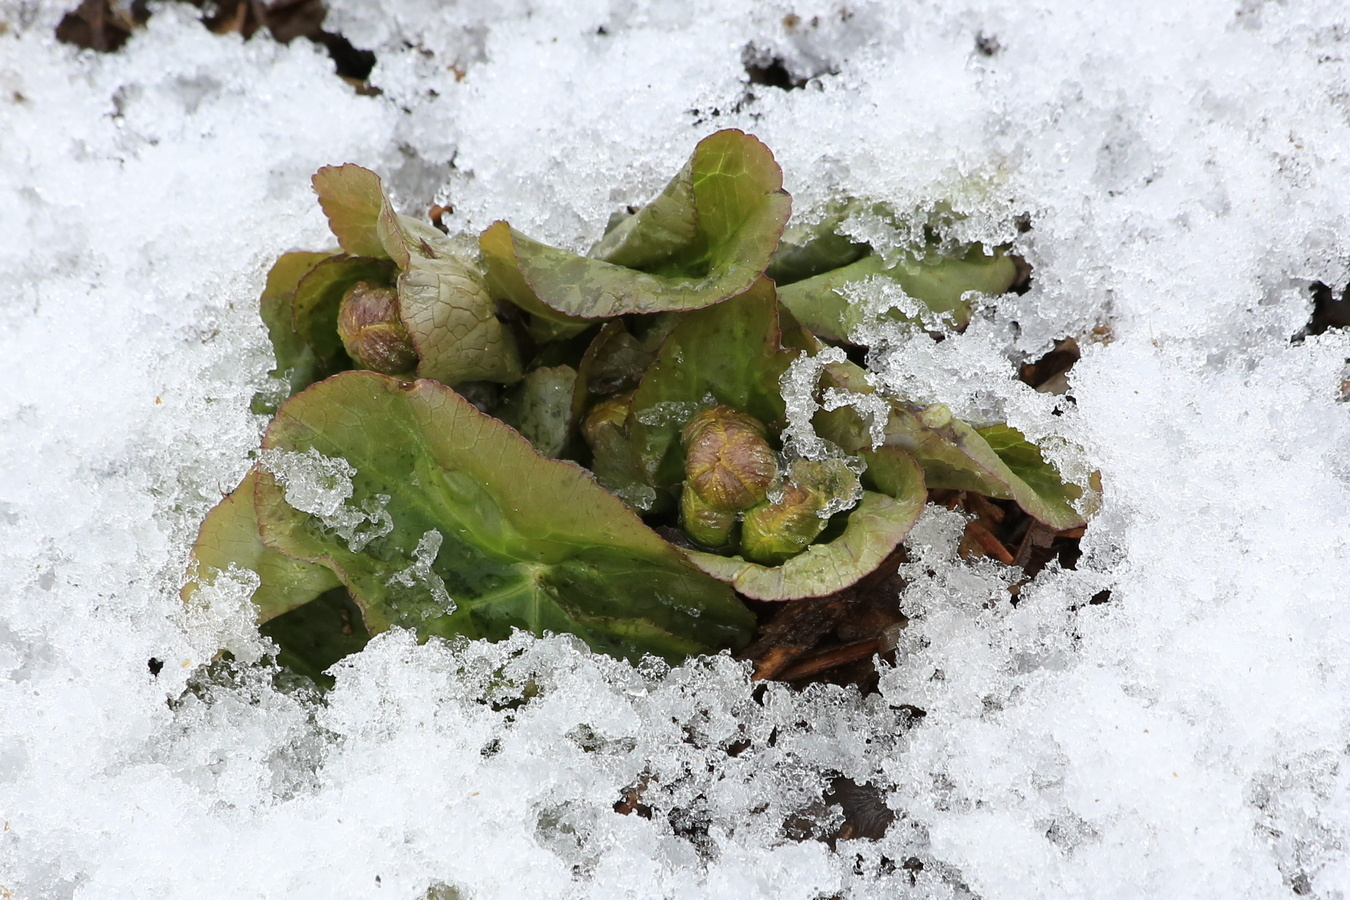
[{"x1": 185, "y1": 130, "x2": 1085, "y2": 673}]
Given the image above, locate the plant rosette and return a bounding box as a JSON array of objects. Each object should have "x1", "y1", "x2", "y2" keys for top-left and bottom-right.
[{"x1": 186, "y1": 129, "x2": 1087, "y2": 676}]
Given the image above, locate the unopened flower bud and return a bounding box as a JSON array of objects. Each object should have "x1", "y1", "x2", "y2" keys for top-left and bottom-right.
[
  {"x1": 581, "y1": 393, "x2": 633, "y2": 450},
  {"x1": 680, "y1": 487, "x2": 736, "y2": 548},
  {"x1": 739, "y1": 458, "x2": 861, "y2": 566},
  {"x1": 337, "y1": 281, "x2": 419, "y2": 375},
  {"x1": 682, "y1": 406, "x2": 779, "y2": 513}
]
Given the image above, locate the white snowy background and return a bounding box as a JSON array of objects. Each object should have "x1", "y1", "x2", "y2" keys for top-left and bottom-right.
[{"x1": 3, "y1": 0, "x2": 1350, "y2": 897}]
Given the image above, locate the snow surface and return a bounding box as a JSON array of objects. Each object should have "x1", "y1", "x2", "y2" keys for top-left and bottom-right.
[{"x1": 3, "y1": 0, "x2": 1350, "y2": 896}]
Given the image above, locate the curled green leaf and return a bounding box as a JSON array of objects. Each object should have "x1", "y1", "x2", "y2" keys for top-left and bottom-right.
[
  {"x1": 481, "y1": 129, "x2": 791, "y2": 320},
  {"x1": 777, "y1": 245, "x2": 1019, "y2": 342},
  {"x1": 816, "y1": 361, "x2": 1086, "y2": 531}
]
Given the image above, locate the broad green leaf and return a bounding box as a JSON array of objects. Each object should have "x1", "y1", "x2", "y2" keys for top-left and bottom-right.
[
  {"x1": 182, "y1": 468, "x2": 342, "y2": 620},
  {"x1": 398, "y1": 255, "x2": 523, "y2": 385},
  {"x1": 684, "y1": 450, "x2": 925, "y2": 600},
  {"x1": 777, "y1": 245, "x2": 1019, "y2": 342},
  {"x1": 627, "y1": 278, "x2": 807, "y2": 491},
  {"x1": 292, "y1": 255, "x2": 398, "y2": 361},
  {"x1": 253, "y1": 372, "x2": 754, "y2": 663},
  {"x1": 816, "y1": 361, "x2": 1086, "y2": 531},
  {"x1": 496, "y1": 365, "x2": 578, "y2": 458},
  {"x1": 482, "y1": 130, "x2": 791, "y2": 319},
  {"x1": 571, "y1": 321, "x2": 656, "y2": 423}
]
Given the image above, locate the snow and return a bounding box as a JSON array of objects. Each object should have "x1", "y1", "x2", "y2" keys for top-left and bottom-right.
[{"x1": 3, "y1": 0, "x2": 1350, "y2": 896}]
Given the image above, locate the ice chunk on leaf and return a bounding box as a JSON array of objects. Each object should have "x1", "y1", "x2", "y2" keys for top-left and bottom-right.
[
  {"x1": 777, "y1": 245, "x2": 1019, "y2": 342},
  {"x1": 260, "y1": 447, "x2": 394, "y2": 552},
  {"x1": 253, "y1": 371, "x2": 754, "y2": 663},
  {"x1": 311, "y1": 164, "x2": 523, "y2": 384},
  {"x1": 183, "y1": 468, "x2": 341, "y2": 622},
  {"x1": 817, "y1": 361, "x2": 1086, "y2": 531},
  {"x1": 496, "y1": 364, "x2": 578, "y2": 459},
  {"x1": 686, "y1": 448, "x2": 925, "y2": 601},
  {"x1": 480, "y1": 129, "x2": 790, "y2": 319},
  {"x1": 627, "y1": 278, "x2": 811, "y2": 490}
]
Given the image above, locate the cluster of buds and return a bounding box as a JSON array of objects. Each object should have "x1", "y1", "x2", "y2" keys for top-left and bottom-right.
[
  {"x1": 739, "y1": 458, "x2": 860, "y2": 565},
  {"x1": 679, "y1": 407, "x2": 780, "y2": 548},
  {"x1": 336, "y1": 281, "x2": 419, "y2": 376}
]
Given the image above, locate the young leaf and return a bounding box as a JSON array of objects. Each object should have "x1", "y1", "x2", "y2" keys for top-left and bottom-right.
[
  {"x1": 777, "y1": 245, "x2": 1019, "y2": 342},
  {"x1": 684, "y1": 449, "x2": 925, "y2": 600},
  {"x1": 311, "y1": 164, "x2": 524, "y2": 384},
  {"x1": 253, "y1": 372, "x2": 754, "y2": 663},
  {"x1": 398, "y1": 255, "x2": 524, "y2": 385},
  {"x1": 254, "y1": 251, "x2": 334, "y2": 411},
  {"x1": 588, "y1": 159, "x2": 698, "y2": 269},
  {"x1": 312, "y1": 164, "x2": 387, "y2": 258},
  {"x1": 816, "y1": 361, "x2": 1086, "y2": 531},
  {"x1": 975, "y1": 424, "x2": 1083, "y2": 526},
  {"x1": 481, "y1": 130, "x2": 791, "y2": 319},
  {"x1": 627, "y1": 278, "x2": 808, "y2": 490},
  {"x1": 312, "y1": 163, "x2": 450, "y2": 268},
  {"x1": 496, "y1": 365, "x2": 578, "y2": 458},
  {"x1": 183, "y1": 468, "x2": 342, "y2": 621}
]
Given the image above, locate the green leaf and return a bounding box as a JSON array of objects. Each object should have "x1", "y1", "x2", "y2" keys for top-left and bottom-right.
[
  {"x1": 588, "y1": 158, "x2": 698, "y2": 269},
  {"x1": 684, "y1": 449, "x2": 925, "y2": 600},
  {"x1": 183, "y1": 468, "x2": 342, "y2": 620},
  {"x1": 313, "y1": 163, "x2": 450, "y2": 269},
  {"x1": 253, "y1": 372, "x2": 754, "y2": 663},
  {"x1": 292, "y1": 255, "x2": 398, "y2": 362},
  {"x1": 312, "y1": 164, "x2": 388, "y2": 259},
  {"x1": 254, "y1": 251, "x2": 334, "y2": 412},
  {"x1": 479, "y1": 221, "x2": 593, "y2": 342},
  {"x1": 975, "y1": 424, "x2": 1083, "y2": 527},
  {"x1": 816, "y1": 361, "x2": 1086, "y2": 531},
  {"x1": 777, "y1": 245, "x2": 1019, "y2": 342},
  {"x1": 311, "y1": 164, "x2": 524, "y2": 385},
  {"x1": 398, "y1": 255, "x2": 523, "y2": 385},
  {"x1": 627, "y1": 278, "x2": 808, "y2": 491},
  {"x1": 496, "y1": 365, "x2": 578, "y2": 458},
  {"x1": 260, "y1": 251, "x2": 331, "y2": 375},
  {"x1": 481, "y1": 129, "x2": 791, "y2": 319},
  {"x1": 765, "y1": 200, "x2": 871, "y2": 286}
]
